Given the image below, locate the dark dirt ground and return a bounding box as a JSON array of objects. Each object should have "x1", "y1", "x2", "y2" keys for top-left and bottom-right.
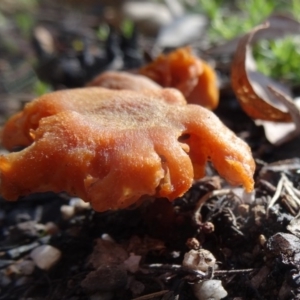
[{"x1": 2, "y1": 1, "x2": 300, "y2": 300}]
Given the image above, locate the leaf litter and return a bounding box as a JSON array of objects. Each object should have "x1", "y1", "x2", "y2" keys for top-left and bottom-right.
[{"x1": 231, "y1": 14, "x2": 300, "y2": 145}]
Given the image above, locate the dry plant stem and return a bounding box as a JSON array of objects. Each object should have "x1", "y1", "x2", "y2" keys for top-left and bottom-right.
[
  {"x1": 231, "y1": 22, "x2": 292, "y2": 122},
  {"x1": 224, "y1": 207, "x2": 245, "y2": 236},
  {"x1": 259, "y1": 179, "x2": 277, "y2": 194},
  {"x1": 142, "y1": 264, "x2": 255, "y2": 280},
  {"x1": 268, "y1": 85, "x2": 300, "y2": 145},
  {"x1": 284, "y1": 179, "x2": 300, "y2": 207},
  {"x1": 193, "y1": 189, "x2": 231, "y2": 225},
  {"x1": 267, "y1": 173, "x2": 284, "y2": 217},
  {"x1": 132, "y1": 290, "x2": 169, "y2": 300},
  {"x1": 267, "y1": 173, "x2": 300, "y2": 217}
]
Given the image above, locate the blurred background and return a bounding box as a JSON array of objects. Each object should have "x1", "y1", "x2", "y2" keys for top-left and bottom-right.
[{"x1": 0, "y1": 0, "x2": 299, "y2": 126}]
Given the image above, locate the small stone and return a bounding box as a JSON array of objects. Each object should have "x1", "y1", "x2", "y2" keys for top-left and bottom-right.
[
  {"x1": 193, "y1": 280, "x2": 228, "y2": 300},
  {"x1": 123, "y1": 253, "x2": 142, "y2": 273},
  {"x1": 266, "y1": 232, "x2": 300, "y2": 257},
  {"x1": 101, "y1": 233, "x2": 115, "y2": 243},
  {"x1": 60, "y1": 205, "x2": 75, "y2": 220},
  {"x1": 183, "y1": 249, "x2": 216, "y2": 272},
  {"x1": 186, "y1": 237, "x2": 200, "y2": 250},
  {"x1": 252, "y1": 205, "x2": 266, "y2": 226},
  {"x1": 30, "y1": 245, "x2": 61, "y2": 270},
  {"x1": 122, "y1": 2, "x2": 173, "y2": 36},
  {"x1": 69, "y1": 197, "x2": 90, "y2": 211},
  {"x1": 259, "y1": 234, "x2": 267, "y2": 247}
]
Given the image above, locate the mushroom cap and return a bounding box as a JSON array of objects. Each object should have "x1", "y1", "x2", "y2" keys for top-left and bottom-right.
[
  {"x1": 139, "y1": 47, "x2": 219, "y2": 109},
  {"x1": 87, "y1": 71, "x2": 162, "y2": 91},
  {"x1": 0, "y1": 87, "x2": 254, "y2": 211}
]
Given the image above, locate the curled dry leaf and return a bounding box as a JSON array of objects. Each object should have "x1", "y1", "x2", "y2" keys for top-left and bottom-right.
[
  {"x1": 256, "y1": 87, "x2": 300, "y2": 145},
  {"x1": 0, "y1": 87, "x2": 254, "y2": 212},
  {"x1": 251, "y1": 86, "x2": 300, "y2": 145},
  {"x1": 139, "y1": 47, "x2": 219, "y2": 110},
  {"x1": 231, "y1": 22, "x2": 294, "y2": 122}
]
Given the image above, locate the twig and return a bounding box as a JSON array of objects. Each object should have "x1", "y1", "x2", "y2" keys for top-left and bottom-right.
[
  {"x1": 214, "y1": 269, "x2": 256, "y2": 276},
  {"x1": 266, "y1": 173, "x2": 284, "y2": 217},
  {"x1": 132, "y1": 290, "x2": 169, "y2": 300},
  {"x1": 259, "y1": 179, "x2": 277, "y2": 194},
  {"x1": 267, "y1": 172, "x2": 300, "y2": 217},
  {"x1": 282, "y1": 173, "x2": 300, "y2": 207},
  {"x1": 193, "y1": 189, "x2": 231, "y2": 224},
  {"x1": 142, "y1": 264, "x2": 256, "y2": 280}
]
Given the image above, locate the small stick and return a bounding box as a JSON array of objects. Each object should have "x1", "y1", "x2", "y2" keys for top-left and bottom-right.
[
  {"x1": 132, "y1": 290, "x2": 169, "y2": 300},
  {"x1": 266, "y1": 173, "x2": 284, "y2": 217},
  {"x1": 193, "y1": 189, "x2": 231, "y2": 224},
  {"x1": 282, "y1": 173, "x2": 300, "y2": 207},
  {"x1": 142, "y1": 264, "x2": 256, "y2": 279}
]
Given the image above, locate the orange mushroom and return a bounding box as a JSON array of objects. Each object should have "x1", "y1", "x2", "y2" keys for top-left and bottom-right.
[
  {"x1": 0, "y1": 87, "x2": 254, "y2": 212},
  {"x1": 139, "y1": 47, "x2": 219, "y2": 109},
  {"x1": 87, "y1": 71, "x2": 162, "y2": 91}
]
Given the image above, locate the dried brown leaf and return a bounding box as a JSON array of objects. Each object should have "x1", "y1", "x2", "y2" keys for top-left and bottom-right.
[{"x1": 231, "y1": 22, "x2": 293, "y2": 122}]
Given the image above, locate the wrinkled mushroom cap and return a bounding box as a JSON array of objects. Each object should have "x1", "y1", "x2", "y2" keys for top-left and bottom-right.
[
  {"x1": 139, "y1": 47, "x2": 219, "y2": 109},
  {"x1": 87, "y1": 71, "x2": 162, "y2": 91},
  {"x1": 0, "y1": 87, "x2": 254, "y2": 211}
]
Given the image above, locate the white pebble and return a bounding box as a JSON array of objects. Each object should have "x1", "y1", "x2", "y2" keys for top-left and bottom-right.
[
  {"x1": 182, "y1": 249, "x2": 216, "y2": 272},
  {"x1": 60, "y1": 205, "x2": 75, "y2": 220},
  {"x1": 30, "y1": 245, "x2": 61, "y2": 270},
  {"x1": 123, "y1": 253, "x2": 142, "y2": 273},
  {"x1": 69, "y1": 197, "x2": 90, "y2": 211},
  {"x1": 101, "y1": 233, "x2": 115, "y2": 243},
  {"x1": 193, "y1": 280, "x2": 228, "y2": 300}
]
